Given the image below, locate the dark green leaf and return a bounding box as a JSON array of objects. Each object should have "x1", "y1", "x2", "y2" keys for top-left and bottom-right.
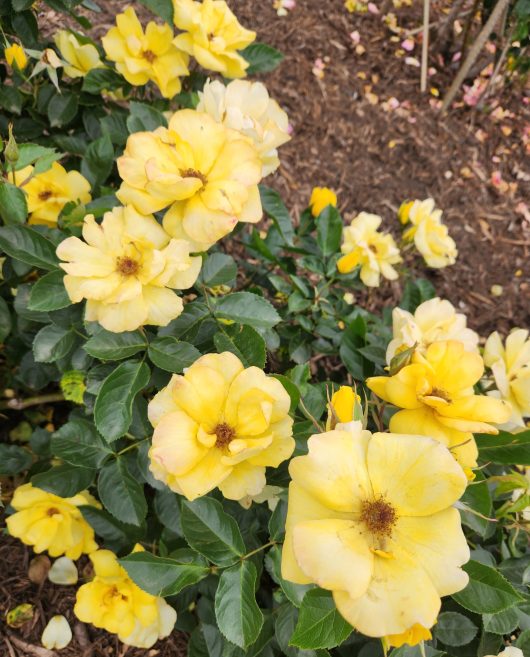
[
  {"x1": 215, "y1": 560, "x2": 264, "y2": 649},
  {"x1": 0, "y1": 297, "x2": 12, "y2": 342},
  {"x1": 82, "y1": 68, "x2": 124, "y2": 94},
  {"x1": 51, "y1": 418, "x2": 112, "y2": 469},
  {"x1": 148, "y1": 337, "x2": 201, "y2": 373},
  {"x1": 84, "y1": 328, "x2": 147, "y2": 361},
  {"x1": 120, "y1": 551, "x2": 209, "y2": 597},
  {"x1": 460, "y1": 471, "x2": 493, "y2": 538},
  {"x1": 0, "y1": 225, "x2": 59, "y2": 270},
  {"x1": 181, "y1": 496, "x2": 246, "y2": 567},
  {"x1": 265, "y1": 545, "x2": 314, "y2": 607},
  {"x1": 400, "y1": 279, "x2": 435, "y2": 312},
  {"x1": 214, "y1": 324, "x2": 266, "y2": 368},
  {"x1": 28, "y1": 270, "x2": 71, "y2": 311},
  {"x1": 290, "y1": 589, "x2": 352, "y2": 650},
  {"x1": 453, "y1": 560, "x2": 524, "y2": 613},
  {"x1": 188, "y1": 623, "x2": 223, "y2": 657},
  {"x1": 0, "y1": 86, "x2": 23, "y2": 114},
  {"x1": 154, "y1": 488, "x2": 182, "y2": 535},
  {"x1": 138, "y1": 0, "x2": 173, "y2": 23},
  {"x1": 32, "y1": 463, "x2": 95, "y2": 496},
  {"x1": 316, "y1": 206, "x2": 342, "y2": 258},
  {"x1": 81, "y1": 134, "x2": 114, "y2": 188},
  {"x1": 16, "y1": 144, "x2": 61, "y2": 170},
  {"x1": 47, "y1": 91, "x2": 78, "y2": 127},
  {"x1": 434, "y1": 611, "x2": 478, "y2": 646},
  {"x1": 33, "y1": 324, "x2": 76, "y2": 362},
  {"x1": 0, "y1": 444, "x2": 32, "y2": 475},
  {"x1": 94, "y1": 361, "x2": 150, "y2": 442},
  {"x1": 79, "y1": 505, "x2": 139, "y2": 551},
  {"x1": 199, "y1": 253, "x2": 236, "y2": 287},
  {"x1": 127, "y1": 101, "x2": 167, "y2": 133},
  {"x1": 214, "y1": 292, "x2": 280, "y2": 329},
  {"x1": 241, "y1": 43, "x2": 284, "y2": 74},
  {"x1": 272, "y1": 374, "x2": 300, "y2": 413},
  {"x1": 517, "y1": 629, "x2": 530, "y2": 657},
  {"x1": 0, "y1": 182, "x2": 28, "y2": 225},
  {"x1": 483, "y1": 606, "x2": 520, "y2": 635},
  {"x1": 260, "y1": 185, "x2": 294, "y2": 245},
  {"x1": 476, "y1": 429, "x2": 530, "y2": 465},
  {"x1": 97, "y1": 457, "x2": 147, "y2": 526}
]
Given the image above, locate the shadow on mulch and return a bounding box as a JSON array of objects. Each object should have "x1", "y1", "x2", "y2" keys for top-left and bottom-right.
[{"x1": 0, "y1": 534, "x2": 188, "y2": 657}]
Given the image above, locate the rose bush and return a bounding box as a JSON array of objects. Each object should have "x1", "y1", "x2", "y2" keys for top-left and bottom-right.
[{"x1": 1, "y1": 0, "x2": 529, "y2": 655}]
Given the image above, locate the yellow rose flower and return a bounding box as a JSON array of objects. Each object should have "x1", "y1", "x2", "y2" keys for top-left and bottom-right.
[
  {"x1": 384, "y1": 624, "x2": 432, "y2": 649},
  {"x1": 173, "y1": 0, "x2": 255, "y2": 78},
  {"x1": 401, "y1": 198, "x2": 457, "y2": 268},
  {"x1": 484, "y1": 329, "x2": 530, "y2": 428},
  {"x1": 148, "y1": 352, "x2": 294, "y2": 501},
  {"x1": 197, "y1": 79, "x2": 290, "y2": 176},
  {"x1": 74, "y1": 547, "x2": 176, "y2": 648},
  {"x1": 326, "y1": 385, "x2": 362, "y2": 430},
  {"x1": 310, "y1": 187, "x2": 337, "y2": 217},
  {"x1": 54, "y1": 30, "x2": 105, "y2": 78},
  {"x1": 6, "y1": 483, "x2": 99, "y2": 559},
  {"x1": 117, "y1": 109, "x2": 263, "y2": 251},
  {"x1": 57, "y1": 205, "x2": 201, "y2": 333},
  {"x1": 9, "y1": 162, "x2": 91, "y2": 227},
  {"x1": 397, "y1": 199, "x2": 413, "y2": 224},
  {"x1": 102, "y1": 7, "x2": 189, "y2": 99},
  {"x1": 386, "y1": 297, "x2": 479, "y2": 364},
  {"x1": 367, "y1": 340, "x2": 512, "y2": 471},
  {"x1": 337, "y1": 212, "x2": 401, "y2": 287},
  {"x1": 282, "y1": 424, "x2": 469, "y2": 638},
  {"x1": 4, "y1": 43, "x2": 28, "y2": 70}
]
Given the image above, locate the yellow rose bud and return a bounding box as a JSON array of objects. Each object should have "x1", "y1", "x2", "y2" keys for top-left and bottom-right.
[
  {"x1": 397, "y1": 200, "x2": 413, "y2": 224},
  {"x1": 326, "y1": 385, "x2": 361, "y2": 429},
  {"x1": 4, "y1": 123, "x2": 19, "y2": 166},
  {"x1": 148, "y1": 351, "x2": 294, "y2": 501},
  {"x1": 54, "y1": 30, "x2": 105, "y2": 78},
  {"x1": 4, "y1": 43, "x2": 28, "y2": 70},
  {"x1": 309, "y1": 186, "x2": 337, "y2": 217}
]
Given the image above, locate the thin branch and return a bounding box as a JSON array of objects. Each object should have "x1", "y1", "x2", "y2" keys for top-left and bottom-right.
[
  {"x1": 421, "y1": 0, "x2": 431, "y2": 92},
  {"x1": 0, "y1": 392, "x2": 64, "y2": 411}
]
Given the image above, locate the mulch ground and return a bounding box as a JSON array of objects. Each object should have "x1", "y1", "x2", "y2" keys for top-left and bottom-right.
[{"x1": 2, "y1": 0, "x2": 529, "y2": 655}]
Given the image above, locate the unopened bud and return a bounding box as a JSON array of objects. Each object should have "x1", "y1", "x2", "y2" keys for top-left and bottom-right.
[{"x1": 4, "y1": 124, "x2": 19, "y2": 166}]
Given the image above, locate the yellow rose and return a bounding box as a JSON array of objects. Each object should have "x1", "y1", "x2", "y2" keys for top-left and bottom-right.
[
  {"x1": 282, "y1": 424, "x2": 469, "y2": 638},
  {"x1": 402, "y1": 198, "x2": 457, "y2": 268},
  {"x1": 117, "y1": 109, "x2": 263, "y2": 251},
  {"x1": 386, "y1": 297, "x2": 479, "y2": 364},
  {"x1": 6, "y1": 483, "x2": 99, "y2": 559},
  {"x1": 384, "y1": 624, "x2": 432, "y2": 649},
  {"x1": 309, "y1": 187, "x2": 337, "y2": 217},
  {"x1": 4, "y1": 43, "x2": 27, "y2": 70},
  {"x1": 337, "y1": 212, "x2": 401, "y2": 287},
  {"x1": 54, "y1": 30, "x2": 105, "y2": 78},
  {"x1": 57, "y1": 205, "x2": 201, "y2": 333},
  {"x1": 397, "y1": 199, "x2": 413, "y2": 224},
  {"x1": 326, "y1": 385, "x2": 361, "y2": 430},
  {"x1": 9, "y1": 162, "x2": 91, "y2": 227},
  {"x1": 102, "y1": 7, "x2": 189, "y2": 98},
  {"x1": 197, "y1": 79, "x2": 290, "y2": 176},
  {"x1": 148, "y1": 352, "x2": 294, "y2": 501},
  {"x1": 367, "y1": 340, "x2": 512, "y2": 471},
  {"x1": 173, "y1": 0, "x2": 255, "y2": 78},
  {"x1": 74, "y1": 547, "x2": 176, "y2": 648},
  {"x1": 484, "y1": 329, "x2": 530, "y2": 428}
]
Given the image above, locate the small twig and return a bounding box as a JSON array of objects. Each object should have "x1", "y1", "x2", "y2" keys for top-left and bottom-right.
[
  {"x1": 476, "y1": 25, "x2": 516, "y2": 108},
  {"x1": 421, "y1": 0, "x2": 431, "y2": 92},
  {"x1": 434, "y1": 0, "x2": 467, "y2": 49},
  {"x1": 0, "y1": 392, "x2": 64, "y2": 411},
  {"x1": 7, "y1": 634, "x2": 57, "y2": 657},
  {"x1": 460, "y1": 0, "x2": 481, "y2": 62}
]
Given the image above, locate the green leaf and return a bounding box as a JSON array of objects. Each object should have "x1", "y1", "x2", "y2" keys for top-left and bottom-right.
[
  {"x1": 517, "y1": 629, "x2": 530, "y2": 657},
  {"x1": 241, "y1": 42, "x2": 284, "y2": 74},
  {"x1": 0, "y1": 182, "x2": 28, "y2": 225},
  {"x1": 453, "y1": 560, "x2": 524, "y2": 613},
  {"x1": 147, "y1": 337, "x2": 201, "y2": 373},
  {"x1": 434, "y1": 611, "x2": 478, "y2": 646},
  {"x1": 127, "y1": 101, "x2": 167, "y2": 133},
  {"x1": 259, "y1": 185, "x2": 294, "y2": 245},
  {"x1": 97, "y1": 458, "x2": 147, "y2": 526},
  {"x1": 84, "y1": 328, "x2": 147, "y2": 361},
  {"x1": 460, "y1": 471, "x2": 492, "y2": 538},
  {"x1": 33, "y1": 324, "x2": 76, "y2": 362},
  {"x1": 476, "y1": 429, "x2": 530, "y2": 465},
  {"x1": 199, "y1": 253, "x2": 237, "y2": 287},
  {"x1": 81, "y1": 134, "x2": 114, "y2": 188},
  {"x1": 0, "y1": 297, "x2": 12, "y2": 342},
  {"x1": 316, "y1": 206, "x2": 342, "y2": 258},
  {"x1": 94, "y1": 361, "x2": 151, "y2": 442},
  {"x1": 214, "y1": 292, "x2": 280, "y2": 329},
  {"x1": 272, "y1": 374, "x2": 300, "y2": 413},
  {"x1": 265, "y1": 545, "x2": 314, "y2": 607},
  {"x1": 268, "y1": 498, "x2": 287, "y2": 542},
  {"x1": 483, "y1": 606, "x2": 520, "y2": 635},
  {"x1": 82, "y1": 68, "x2": 124, "y2": 94},
  {"x1": 120, "y1": 551, "x2": 209, "y2": 597},
  {"x1": 138, "y1": 0, "x2": 173, "y2": 23},
  {"x1": 399, "y1": 279, "x2": 436, "y2": 312},
  {"x1": 47, "y1": 91, "x2": 78, "y2": 127},
  {"x1": 0, "y1": 86, "x2": 23, "y2": 114},
  {"x1": 188, "y1": 624, "x2": 223, "y2": 657},
  {"x1": 154, "y1": 488, "x2": 182, "y2": 535},
  {"x1": 16, "y1": 143, "x2": 61, "y2": 171},
  {"x1": 290, "y1": 589, "x2": 352, "y2": 649},
  {"x1": 215, "y1": 560, "x2": 264, "y2": 649},
  {"x1": 214, "y1": 324, "x2": 266, "y2": 368},
  {"x1": 181, "y1": 496, "x2": 246, "y2": 567},
  {"x1": 28, "y1": 270, "x2": 71, "y2": 311},
  {"x1": 32, "y1": 463, "x2": 95, "y2": 496},
  {"x1": 51, "y1": 418, "x2": 112, "y2": 469},
  {"x1": 0, "y1": 225, "x2": 59, "y2": 270},
  {"x1": 79, "y1": 505, "x2": 139, "y2": 551},
  {"x1": 0, "y1": 444, "x2": 32, "y2": 475}
]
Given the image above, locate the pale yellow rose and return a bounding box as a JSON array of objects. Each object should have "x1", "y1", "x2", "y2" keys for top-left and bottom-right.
[
  {"x1": 102, "y1": 7, "x2": 189, "y2": 98},
  {"x1": 386, "y1": 297, "x2": 479, "y2": 364},
  {"x1": 148, "y1": 352, "x2": 294, "y2": 501},
  {"x1": 54, "y1": 30, "x2": 105, "y2": 78},
  {"x1": 337, "y1": 212, "x2": 401, "y2": 287},
  {"x1": 197, "y1": 79, "x2": 290, "y2": 176},
  {"x1": 402, "y1": 198, "x2": 457, "y2": 268},
  {"x1": 484, "y1": 329, "x2": 530, "y2": 427},
  {"x1": 173, "y1": 0, "x2": 255, "y2": 78},
  {"x1": 282, "y1": 423, "x2": 469, "y2": 638},
  {"x1": 9, "y1": 162, "x2": 91, "y2": 227},
  {"x1": 57, "y1": 205, "x2": 201, "y2": 333},
  {"x1": 117, "y1": 109, "x2": 263, "y2": 251}
]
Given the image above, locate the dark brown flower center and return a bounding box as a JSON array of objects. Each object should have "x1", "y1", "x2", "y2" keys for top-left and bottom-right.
[
  {"x1": 179, "y1": 168, "x2": 208, "y2": 186},
  {"x1": 39, "y1": 190, "x2": 53, "y2": 201},
  {"x1": 360, "y1": 498, "x2": 396, "y2": 536},
  {"x1": 142, "y1": 49, "x2": 156, "y2": 63},
  {"x1": 116, "y1": 256, "x2": 140, "y2": 276},
  {"x1": 47, "y1": 507, "x2": 60, "y2": 517},
  {"x1": 215, "y1": 423, "x2": 235, "y2": 449},
  {"x1": 430, "y1": 387, "x2": 452, "y2": 402},
  {"x1": 369, "y1": 244, "x2": 378, "y2": 253}
]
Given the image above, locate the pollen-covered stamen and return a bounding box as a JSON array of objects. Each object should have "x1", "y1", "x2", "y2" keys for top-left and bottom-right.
[
  {"x1": 179, "y1": 168, "x2": 208, "y2": 186},
  {"x1": 360, "y1": 497, "x2": 397, "y2": 537},
  {"x1": 369, "y1": 244, "x2": 378, "y2": 253},
  {"x1": 39, "y1": 190, "x2": 53, "y2": 201},
  {"x1": 430, "y1": 387, "x2": 452, "y2": 403},
  {"x1": 142, "y1": 49, "x2": 156, "y2": 63},
  {"x1": 214, "y1": 423, "x2": 235, "y2": 449},
  {"x1": 47, "y1": 507, "x2": 60, "y2": 517},
  {"x1": 116, "y1": 256, "x2": 140, "y2": 276}
]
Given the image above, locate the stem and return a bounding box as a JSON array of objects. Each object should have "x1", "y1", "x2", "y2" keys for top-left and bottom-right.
[
  {"x1": 0, "y1": 392, "x2": 64, "y2": 411},
  {"x1": 116, "y1": 437, "x2": 149, "y2": 456},
  {"x1": 421, "y1": 0, "x2": 431, "y2": 93},
  {"x1": 241, "y1": 541, "x2": 277, "y2": 561}
]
